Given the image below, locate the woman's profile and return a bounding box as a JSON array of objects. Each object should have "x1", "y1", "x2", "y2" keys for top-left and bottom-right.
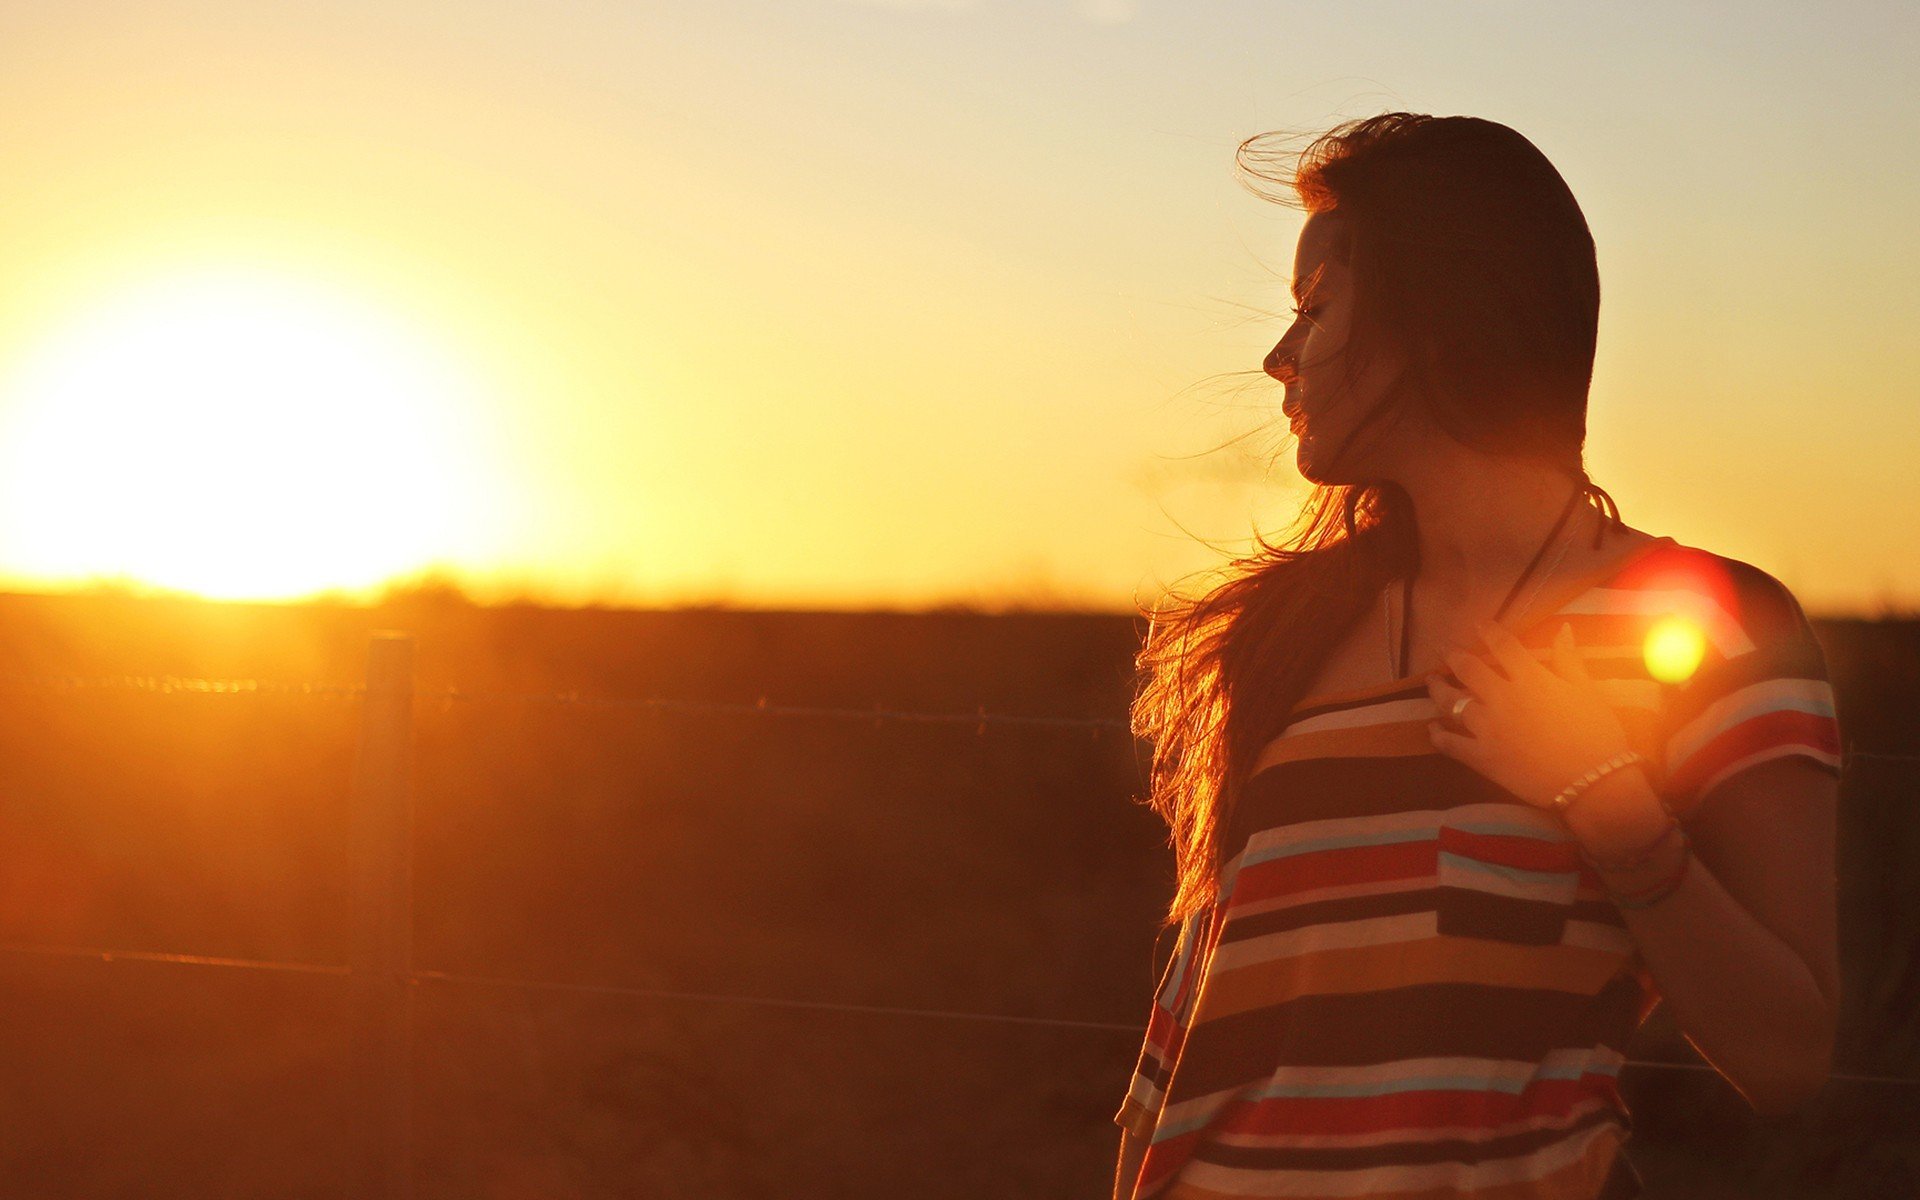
[{"x1": 1114, "y1": 112, "x2": 1845, "y2": 1200}]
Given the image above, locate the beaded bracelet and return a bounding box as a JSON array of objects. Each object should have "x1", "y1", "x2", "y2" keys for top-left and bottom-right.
[{"x1": 1546, "y1": 749, "x2": 1646, "y2": 819}]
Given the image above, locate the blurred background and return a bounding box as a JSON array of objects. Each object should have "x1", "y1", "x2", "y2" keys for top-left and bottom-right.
[
  {"x1": 3, "y1": 0, "x2": 1917, "y2": 614},
  {"x1": 0, "y1": 2, "x2": 1914, "y2": 1197}
]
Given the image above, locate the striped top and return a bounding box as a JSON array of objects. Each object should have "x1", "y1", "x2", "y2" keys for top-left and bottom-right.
[{"x1": 1113, "y1": 536, "x2": 1844, "y2": 1200}]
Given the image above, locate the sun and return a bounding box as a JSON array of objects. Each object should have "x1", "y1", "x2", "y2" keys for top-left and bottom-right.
[{"x1": 0, "y1": 265, "x2": 510, "y2": 601}]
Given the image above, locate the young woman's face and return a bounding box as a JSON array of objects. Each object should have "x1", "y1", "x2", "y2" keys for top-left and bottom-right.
[{"x1": 1263, "y1": 210, "x2": 1412, "y2": 485}]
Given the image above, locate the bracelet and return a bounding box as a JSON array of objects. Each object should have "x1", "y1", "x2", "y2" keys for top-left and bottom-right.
[
  {"x1": 1576, "y1": 818, "x2": 1682, "y2": 874},
  {"x1": 1605, "y1": 825, "x2": 1690, "y2": 895},
  {"x1": 1612, "y1": 853, "x2": 1690, "y2": 908},
  {"x1": 1546, "y1": 749, "x2": 1646, "y2": 819},
  {"x1": 1607, "y1": 828, "x2": 1693, "y2": 909}
]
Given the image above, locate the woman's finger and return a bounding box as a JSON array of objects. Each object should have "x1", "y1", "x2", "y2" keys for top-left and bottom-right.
[
  {"x1": 1444, "y1": 647, "x2": 1506, "y2": 698},
  {"x1": 1425, "y1": 673, "x2": 1476, "y2": 734},
  {"x1": 1550, "y1": 622, "x2": 1588, "y2": 683},
  {"x1": 1427, "y1": 719, "x2": 1484, "y2": 767},
  {"x1": 1475, "y1": 619, "x2": 1545, "y2": 684}
]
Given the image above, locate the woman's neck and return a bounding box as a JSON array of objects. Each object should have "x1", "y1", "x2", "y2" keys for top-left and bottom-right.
[{"x1": 1395, "y1": 458, "x2": 1595, "y2": 600}]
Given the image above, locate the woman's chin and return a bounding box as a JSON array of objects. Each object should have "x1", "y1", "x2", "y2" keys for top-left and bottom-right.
[{"x1": 1294, "y1": 437, "x2": 1351, "y2": 486}]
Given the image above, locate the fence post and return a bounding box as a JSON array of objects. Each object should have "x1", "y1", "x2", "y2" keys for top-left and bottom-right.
[{"x1": 348, "y1": 630, "x2": 415, "y2": 1199}]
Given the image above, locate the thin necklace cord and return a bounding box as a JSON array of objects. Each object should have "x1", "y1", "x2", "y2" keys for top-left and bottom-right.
[{"x1": 1394, "y1": 482, "x2": 1588, "y2": 679}]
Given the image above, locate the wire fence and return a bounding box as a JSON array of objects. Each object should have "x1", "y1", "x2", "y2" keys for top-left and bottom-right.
[
  {"x1": 4, "y1": 669, "x2": 1912, "y2": 758},
  {"x1": 1, "y1": 661, "x2": 1915, "y2": 1096},
  {"x1": 0, "y1": 671, "x2": 1136, "y2": 735},
  {"x1": 6, "y1": 937, "x2": 1919, "y2": 1089}
]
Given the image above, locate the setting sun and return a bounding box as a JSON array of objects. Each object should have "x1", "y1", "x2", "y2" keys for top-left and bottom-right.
[{"x1": 0, "y1": 266, "x2": 509, "y2": 601}]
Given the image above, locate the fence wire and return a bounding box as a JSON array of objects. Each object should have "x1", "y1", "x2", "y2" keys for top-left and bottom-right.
[
  {"x1": 0, "y1": 667, "x2": 1915, "y2": 1094},
  {"x1": 0, "y1": 672, "x2": 1132, "y2": 736},
  {"x1": 2, "y1": 672, "x2": 1914, "y2": 761},
  {"x1": 3, "y1": 940, "x2": 1915, "y2": 1088}
]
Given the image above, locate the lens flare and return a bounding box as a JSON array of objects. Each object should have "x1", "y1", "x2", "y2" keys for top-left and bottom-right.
[{"x1": 1643, "y1": 615, "x2": 1707, "y2": 684}]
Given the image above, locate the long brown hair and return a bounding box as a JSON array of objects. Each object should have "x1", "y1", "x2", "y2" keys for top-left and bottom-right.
[{"x1": 1131, "y1": 112, "x2": 1623, "y2": 936}]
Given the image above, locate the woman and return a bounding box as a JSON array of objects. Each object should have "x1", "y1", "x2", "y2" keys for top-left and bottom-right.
[{"x1": 1113, "y1": 113, "x2": 1844, "y2": 1200}]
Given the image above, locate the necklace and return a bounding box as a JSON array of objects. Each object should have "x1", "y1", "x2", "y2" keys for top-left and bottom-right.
[{"x1": 1386, "y1": 484, "x2": 1588, "y2": 678}]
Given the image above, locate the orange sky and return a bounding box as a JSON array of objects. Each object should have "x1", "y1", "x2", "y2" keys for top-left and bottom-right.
[{"x1": 0, "y1": 2, "x2": 1913, "y2": 615}]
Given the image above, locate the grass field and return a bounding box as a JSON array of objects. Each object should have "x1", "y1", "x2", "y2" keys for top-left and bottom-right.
[{"x1": 0, "y1": 588, "x2": 1913, "y2": 1198}]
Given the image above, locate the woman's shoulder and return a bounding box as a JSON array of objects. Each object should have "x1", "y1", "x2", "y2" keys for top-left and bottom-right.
[
  {"x1": 1614, "y1": 530, "x2": 1813, "y2": 625},
  {"x1": 1623, "y1": 535, "x2": 1843, "y2": 816},
  {"x1": 1605, "y1": 531, "x2": 1832, "y2": 725}
]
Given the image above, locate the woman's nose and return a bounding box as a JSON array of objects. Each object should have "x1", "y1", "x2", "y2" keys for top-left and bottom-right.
[{"x1": 1265, "y1": 343, "x2": 1297, "y2": 387}]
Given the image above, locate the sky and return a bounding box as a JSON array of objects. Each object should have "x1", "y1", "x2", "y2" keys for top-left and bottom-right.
[{"x1": 0, "y1": 0, "x2": 1913, "y2": 616}]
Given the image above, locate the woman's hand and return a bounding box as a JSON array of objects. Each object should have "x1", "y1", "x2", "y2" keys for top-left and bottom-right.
[{"x1": 1425, "y1": 619, "x2": 1637, "y2": 811}]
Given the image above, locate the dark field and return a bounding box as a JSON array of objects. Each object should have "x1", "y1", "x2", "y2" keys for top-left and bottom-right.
[{"x1": 0, "y1": 589, "x2": 1915, "y2": 1198}]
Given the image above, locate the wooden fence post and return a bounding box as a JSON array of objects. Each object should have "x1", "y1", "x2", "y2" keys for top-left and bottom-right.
[{"x1": 348, "y1": 630, "x2": 415, "y2": 1199}]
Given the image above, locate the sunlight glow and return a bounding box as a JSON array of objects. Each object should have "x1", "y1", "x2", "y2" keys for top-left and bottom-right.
[
  {"x1": 0, "y1": 266, "x2": 510, "y2": 601},
  {"x1": 1643, "y1": 615, "x2": 1708, "y2": 685}
]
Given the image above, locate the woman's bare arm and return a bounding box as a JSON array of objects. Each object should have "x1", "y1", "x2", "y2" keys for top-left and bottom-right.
[
  {"x1": 1567, "y1": 758, "x2": 1839, "y2": 1116},
  {"x1": 1114, "y1": 1128, "x2": 1147, "y2": 1200}
]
